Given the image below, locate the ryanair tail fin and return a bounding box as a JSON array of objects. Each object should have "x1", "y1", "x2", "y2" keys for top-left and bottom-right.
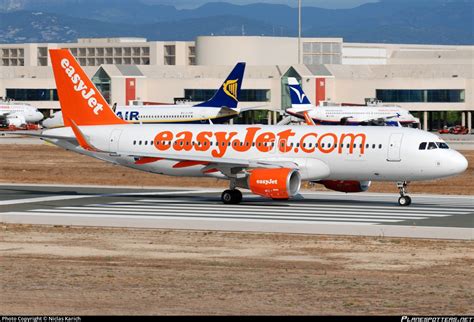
[
  {"x1": 194, "y1": 62, "x2": 245, "y2": 109},
  {"x1": 50, "y1": 49, "x2": 126, "y2": 127},
  {"x1": 288, "y1": 77, "x2": 313, "y2": 107}
]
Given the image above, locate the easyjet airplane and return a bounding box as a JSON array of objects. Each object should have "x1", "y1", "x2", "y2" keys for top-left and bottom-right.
[{"x1": 21, "y1": 49, "x2": 468, "y2": 206}]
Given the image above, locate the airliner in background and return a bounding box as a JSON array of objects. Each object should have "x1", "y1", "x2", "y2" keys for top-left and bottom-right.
[
  {"x1": 0, "y1": 102, "x2": 44, "y2": 127},
  {"x1": 42, "y1": 62, "x2": 252, "y2": 128},
  {"x1": 20, "y1": 49, "x2": 467, "y2": 206},
  {"x1": 286, "y1": 77, "x2": 420, "y2": 127}
]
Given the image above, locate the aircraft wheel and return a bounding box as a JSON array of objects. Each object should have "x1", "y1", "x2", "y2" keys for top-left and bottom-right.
[
  {"x1": 222, "y1": 189, "x2": 242, "y2": 204},
  {"x1": 398, "y1": 196, "x2": 412, "y2": 206}
]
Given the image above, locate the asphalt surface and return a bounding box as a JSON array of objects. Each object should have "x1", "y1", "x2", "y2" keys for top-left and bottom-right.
[{"x1": 1, "y1": 184, "x2": 472, "y2": 240}]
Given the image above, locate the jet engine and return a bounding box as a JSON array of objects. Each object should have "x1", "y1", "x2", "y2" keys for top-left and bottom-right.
[
  {"x1": 317, "y1": 180, "x2": 371, "y2": 193},
  {"x1": 242, "y1": 168, "x2": 301, "y2": 199}
]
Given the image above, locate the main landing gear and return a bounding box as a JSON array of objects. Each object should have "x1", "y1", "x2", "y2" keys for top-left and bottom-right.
[
  {"x1": 397, "y1": 181, "x2": 411, "y2": 206},
  {"x1": 221, "y1": 189, "x2": 242, "y2": 204}
]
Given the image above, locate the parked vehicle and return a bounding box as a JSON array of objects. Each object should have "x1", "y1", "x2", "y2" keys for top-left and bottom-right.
[{"x1": 438, "y1": 125, "x2": 470, "y2": 135}]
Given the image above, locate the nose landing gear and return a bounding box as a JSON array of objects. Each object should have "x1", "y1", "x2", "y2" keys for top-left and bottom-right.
[{"x1": 397, "y1": 181, "x2": 411, "y2": 206}]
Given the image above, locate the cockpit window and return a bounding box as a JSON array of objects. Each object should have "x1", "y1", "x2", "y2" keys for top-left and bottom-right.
[
  {"x1": 427, "y1": 142, "x2": 437, "y2": 150},
  {"x1": 419, "y1": 142, "x2": 427, "y2": 150},
  {"x1": 436, "y1": 142, "x2": 449, "y2": 149}
]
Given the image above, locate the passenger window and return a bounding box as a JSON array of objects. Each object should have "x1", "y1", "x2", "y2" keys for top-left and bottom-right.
[
  {"x1": 379, "y1": 144, "x2": 382, "y2": 149},
  {"x1": 133, "y1": 140, "x2": 136, "y2": 145},
  {"x1": 139, "y1": 141, "x2": 142, "y2": 145},
  {"x1": 419, "y1": 142, "x2": 427, "y2": 150},
  {"x1": 372, "y1": 144, "x2": 375, "y2": 149},
  {"x1": 427, "y1": 142, "x2": 437, "y2": 150}
]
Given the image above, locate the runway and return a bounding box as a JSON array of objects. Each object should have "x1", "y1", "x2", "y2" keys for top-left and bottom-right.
[{"x1": 0, "y1": 183, "x2": 472, "y2": 240}]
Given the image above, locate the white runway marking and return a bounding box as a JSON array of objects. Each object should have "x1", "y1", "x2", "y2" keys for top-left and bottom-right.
[{"x1": 1, "y1": 189, "x2": 473, "y2": 239}]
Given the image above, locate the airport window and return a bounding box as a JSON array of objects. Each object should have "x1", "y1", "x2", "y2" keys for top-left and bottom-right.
[
  {"x1": 419, "y1": 142, "x2": 427, "y2": 150},
  {"x1": 376, "y1": 89, "x2": 465, "y2": 103},
  {"x1": 428, "y1": 142, "x2": 437, "y2": 150},
  {"x1": 6, "y1": 88, "x2": 58, "y2": 101},
  {"x1": 184, "y1": 89, "x2": 270, "y2": 102}
]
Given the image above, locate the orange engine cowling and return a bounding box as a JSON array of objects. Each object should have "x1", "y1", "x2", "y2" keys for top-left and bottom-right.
[
  {"x1": 318, "y1": 180, "x2": 371, "y2": 193},
  {"x1": 248, "y1": 168, "x2": 301, "y2": 199}
]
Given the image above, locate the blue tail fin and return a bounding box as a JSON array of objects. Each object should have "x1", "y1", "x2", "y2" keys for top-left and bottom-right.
[
  {"x1": 194, "y1": 62, "x2": 245, "y2": 109},
  {"x1": 288, "y1": 77, "x2": 312, "y2": 105}
]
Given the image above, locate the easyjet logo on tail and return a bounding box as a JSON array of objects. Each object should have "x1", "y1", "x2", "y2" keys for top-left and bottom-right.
[
  {"x1": 223, "y1": 79, "x2": 238, "y2": 101},
  {"x1": 60, "y1": 58, "x2": 104, "y2": 115}
]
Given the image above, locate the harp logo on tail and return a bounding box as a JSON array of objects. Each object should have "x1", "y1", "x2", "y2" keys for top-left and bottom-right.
[{"x1": 223, "y1": 79, "x2": 238, "y2": 101}]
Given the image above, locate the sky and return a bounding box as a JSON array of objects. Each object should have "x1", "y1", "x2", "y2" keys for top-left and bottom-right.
[{"x1": 141, "y1": 0, "x2": 379, "y2": 9}]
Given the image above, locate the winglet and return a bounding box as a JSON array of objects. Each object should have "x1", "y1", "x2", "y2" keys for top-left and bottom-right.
[
  {"x1": 50, "y1": 49, "x2": 127, "y2": 127},
  {"x1": 194, "y1": 62, "x2": 246, "y2": 109},
  {"x1": 302, "y1": 111, "x2": 316, "y2": 126}
]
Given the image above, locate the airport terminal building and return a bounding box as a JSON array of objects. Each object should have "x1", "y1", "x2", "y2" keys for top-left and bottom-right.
[{"x1": 0, "y1": 36, "x2": 472, "y2": 131}]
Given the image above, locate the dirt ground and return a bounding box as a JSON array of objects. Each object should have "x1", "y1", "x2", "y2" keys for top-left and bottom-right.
[
  {"x1": 0, "y1": 144, "x2": 473, "y2": 195},
  {"x1": 1, "y1": 224, "x2": 473, "y2": 315}
]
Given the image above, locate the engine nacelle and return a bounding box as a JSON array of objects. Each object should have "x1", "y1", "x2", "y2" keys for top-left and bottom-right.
[
  {"x1": 246, "y1": 168, "x2": 301, "y2": 199},
  {"x1": 318, "y1": 180, "x2": 371, "y2": 193}
]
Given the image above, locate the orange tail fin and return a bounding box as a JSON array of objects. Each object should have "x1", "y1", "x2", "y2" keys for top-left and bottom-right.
[{"x1": 49, "y1": 49, "x2": 126, "y2": 126}]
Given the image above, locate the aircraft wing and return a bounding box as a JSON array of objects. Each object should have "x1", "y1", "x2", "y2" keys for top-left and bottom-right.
[
  {"x1": 121, "y1": 149, "x2": 299, "y2": 170},
  {"x1": 356, "y1": 114, "x2": 401, "y2": 123}
]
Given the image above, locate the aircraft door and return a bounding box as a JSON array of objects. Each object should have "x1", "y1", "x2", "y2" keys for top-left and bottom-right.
[
  {"x1": 109, "y1": 129, "x2": 123, "y2": 152},
  {"x1": 387, "y1": 133, "x2": 403, "y2": 162}
]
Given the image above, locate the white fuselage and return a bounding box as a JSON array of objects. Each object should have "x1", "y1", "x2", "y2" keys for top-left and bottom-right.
[
  {"x1": 115, "y1": 105, "x2": 238, "y2": 123},
  {"x1": 44, "y1": 124, "x2": 467, "y2": 183},
  {"x1": 289, "y1": 105, "x2": 419, "y2": 125},
  {"x1": 0, "y1": 104, "x2": 44, "y2": 124},
  {"x1": 42, "y1": 105, "x2": 238, "y2": 128}
]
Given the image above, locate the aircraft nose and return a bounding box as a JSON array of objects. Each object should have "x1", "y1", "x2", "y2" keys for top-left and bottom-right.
[
  {"x1": 449, "y1": 151, "x2": 468, "y2": 175},
  {"x1": 34, "y1": 111, "x2": 44, "y2": 122}
]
